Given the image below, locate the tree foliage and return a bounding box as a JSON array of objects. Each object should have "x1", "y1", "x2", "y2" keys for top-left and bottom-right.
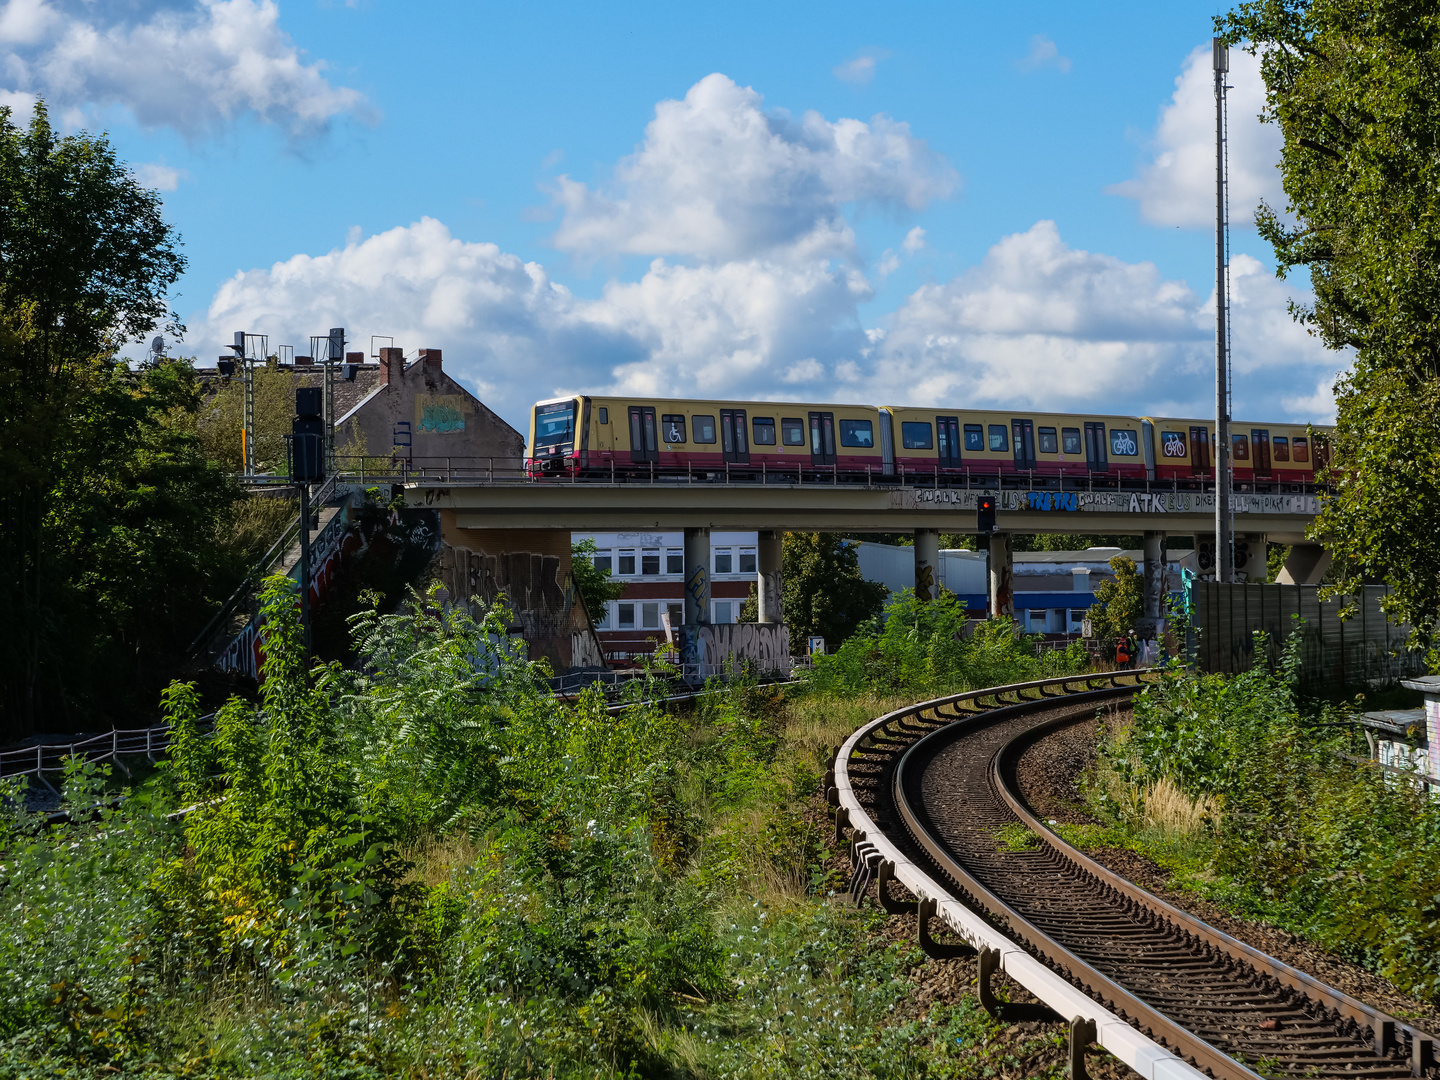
[
  {"x1": 1217, "y1": 2, "x2": 1440, "y2": 658},
  {"x1": 570, "y1": 537, "x2": 626, "y2": 625},
  {"x1": 1088, "y1": 555, "x2": 1143, "y2": 644},
  {"x1": 779, "y1": 533, "x2": 888, "y2": 647}
]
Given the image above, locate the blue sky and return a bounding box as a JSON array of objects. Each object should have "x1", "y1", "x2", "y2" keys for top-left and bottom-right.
[{"x1": 0, "y1": 0, "x2": 1345, "y2": 430}]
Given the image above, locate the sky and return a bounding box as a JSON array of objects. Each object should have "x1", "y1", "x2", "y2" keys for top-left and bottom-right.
[{"x1": 0, "y1": 0, "x2": 1348, "y2": 431}]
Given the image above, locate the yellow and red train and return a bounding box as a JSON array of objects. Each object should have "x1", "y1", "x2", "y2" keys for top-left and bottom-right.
[{"x1": 528, "y1": 396, "x2": 1327, "y2": 486}]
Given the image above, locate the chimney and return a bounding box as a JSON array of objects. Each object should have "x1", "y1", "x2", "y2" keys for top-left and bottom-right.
[
  {"x1": 378, "y1": 347, "x2": 404, "y2": 385},
  {"x1": 418, "y1": 348, "x2": 442, "y2": 379},
  {"x1": 345, "y1": 352, "x2": 363, "y2": 365}
]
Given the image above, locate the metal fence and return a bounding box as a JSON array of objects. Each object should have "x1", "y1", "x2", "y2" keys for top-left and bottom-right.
[
  {"x1": 0, "y1": 719, "x2": 213, "y2": 790},
  {"x1": 1191, "y1": 582, "x2": 1426, "y2": 690}
]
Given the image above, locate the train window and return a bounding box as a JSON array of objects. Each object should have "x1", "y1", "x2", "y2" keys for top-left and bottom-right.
[
  {"x1": 598, "y1": 406, "x2": 608, "y2": 425},
  {"x1": 739, "y1": 548, "x2": 757, "y2": 574},
  {"x1": 617, "y1": 603, "x2": 635, "y2": 630},
  {"x1": 964, "y1": 424, "x2": 985, "y2": 451},
  {"x1": 1160, "y1": 431, "x2": 1188, "y2": 458},
  {"x1": 661, "y1": 414, "x2": 687, "y2": 443},
  {"x1": 618, "y1": 550, "x2": 636, "y2": 575},
  {"x1": 1273, "y1": 436, "x2": 1290, "y2": 461},
  {"x1": 988, "y1": 425, "x2": 1009, "y2": 452},
  {"x1": 715, "y1": 549, "x2": 733, "y2": 574},
  {"x1": 1231, "y1": 434, "x2": 1250, "y2": 460},
  {"x1": 1292, "y1": 436, "x2": 1309, "y2": 462},
  {"x1": 593, "y1": 550, "x2": 612, "y2": 574},
  {"x1": 781, "y1": 417, "x2": 805, "y2": 445},
  {"x1": 752, "y1": 417, "x2": 776, "y2": 445},
  {"x1": 1062, "y1": 427, "x2": 1081, "y2": 454},
  {"x1": 839, "y1": 419, "x2": 874, "y2": 447},
  {"x1": 1110, "y1": 429, "x2": 1139, "y2": 456},
  {"x1": 641, "y1": 550, "x2": 660, "y2": 575},
  {"x1": 1038, "y1": 427, "x2": 1058, "y2": 454},
  {"x1": 901, "y1": 421, "x2": 933, "y2": 449},
  {"x1": 693, "y1": 415, "x2": 717, "y2": 443},
  {"x1": 666, "y1": 549, "x2": 683, "y2": 574}
]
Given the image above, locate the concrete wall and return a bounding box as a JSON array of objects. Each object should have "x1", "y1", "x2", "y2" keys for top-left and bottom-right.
[{"x1": 694, "y1": 622, "x2": 792, "y2": 677}]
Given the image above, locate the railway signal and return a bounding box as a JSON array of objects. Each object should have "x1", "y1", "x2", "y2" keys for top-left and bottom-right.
[{"x1": 978, "y1": 495, "x2": 997, "y2": 535}]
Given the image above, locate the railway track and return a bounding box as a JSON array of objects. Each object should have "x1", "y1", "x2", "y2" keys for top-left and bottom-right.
[{"x1": 830, "y1": 673, "x2": 1437, "y2": 1080}]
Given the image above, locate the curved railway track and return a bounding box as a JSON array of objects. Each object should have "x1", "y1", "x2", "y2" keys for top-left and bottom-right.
[{"x1": 830, "y1": 674, "x2": 1437, "y2": 1080}]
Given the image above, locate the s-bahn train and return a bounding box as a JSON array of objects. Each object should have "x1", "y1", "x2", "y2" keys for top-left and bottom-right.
[{"x1": 527, "y1": 395, "x2": 1328, "y2": 487}]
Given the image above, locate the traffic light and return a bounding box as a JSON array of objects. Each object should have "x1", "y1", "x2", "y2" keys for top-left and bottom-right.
[
  {"x1": 977, "y1": 495, "x2": 997, "y2": 534},
  {"x1": 291, "y1": 388, "x2": 326, "y2": 483}
]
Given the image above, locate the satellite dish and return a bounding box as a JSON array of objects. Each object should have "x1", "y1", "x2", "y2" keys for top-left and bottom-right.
[{"x1": 149, "y1": 335, "x2": 165, "y2": 357}]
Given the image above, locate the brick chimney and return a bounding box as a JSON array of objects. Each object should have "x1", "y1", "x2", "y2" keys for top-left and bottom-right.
[
  {"x1": 345, "y1": 352, "x2": 363, "y2": 365},
  {"x1": 418, "y1": 348, "x2": 442, "y2": 379},
  {"x1": 378, "y1": 347, "x2": 405, "y2": 385}
]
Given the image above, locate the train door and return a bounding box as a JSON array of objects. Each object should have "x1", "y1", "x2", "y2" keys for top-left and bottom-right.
[
  {"x1": 937, "y1": 415, "x2": 961, "y2": 469},
  {"x1": 808, "y1": 411, "x2": 836, "y2": 466},
  {"x1": 1189, "y1": 426, "x2": 1210, "y2": 474},
  {"x1": 720, "y1": 408, "x2": 750, "y2": 464},
  {"x1": 1011, "y1": 419, "x2": 1036, "y2": 471},
  {"x1": 1251, "y1": 429, "x2": 1271, "y2": 477},
  {"x1": 628, "y1": 405, "x2": 658, "y2": 463},
  {"x1": 1083, "y1": 422, "x2": 1108, "y2": 472},
  {"x1": 878, "y1": 409, "x2": 896, "y2": 476}
]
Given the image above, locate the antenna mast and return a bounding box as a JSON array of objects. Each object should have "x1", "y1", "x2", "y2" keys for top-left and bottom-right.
[{"x1": 1213, "y1": 37, "x2": 1234, "y2": 583}]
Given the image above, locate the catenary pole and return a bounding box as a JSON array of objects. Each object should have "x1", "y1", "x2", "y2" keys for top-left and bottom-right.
[{"x1": 1213, "y1": 37, "x2": 1233, "y2": 583}]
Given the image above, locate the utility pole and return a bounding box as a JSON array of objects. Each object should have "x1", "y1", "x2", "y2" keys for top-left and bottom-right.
[{"x1": 1213, "y1": 36, "x2": 1234, "y2": 584}]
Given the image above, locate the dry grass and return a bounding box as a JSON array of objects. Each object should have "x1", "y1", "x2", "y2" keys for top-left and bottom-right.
[{"x1": 1141, "y1": 776, "x2": 1218, "y2": 835}]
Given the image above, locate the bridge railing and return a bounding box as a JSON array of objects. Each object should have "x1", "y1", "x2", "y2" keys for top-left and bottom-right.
[{"x1": 0, "y1": 717, "x2": 215, "y2": 791}]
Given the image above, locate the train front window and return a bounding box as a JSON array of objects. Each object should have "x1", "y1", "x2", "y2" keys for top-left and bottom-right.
[
  {"x1": 533, "y1": 401, "x2": 575, "y2": 446},
  {"x1": 1062, "y1": 428, "x2": 1081, "y2": 454},
  {"x1": 752, "y1": 417, "x2": 776, "y2": 445},
  {"x1": 1038, "y1": 427, "x2": 1058, "y2": 454},
  {"x1": 661, "y1": 414, "x2": 687, "y2": 443},
  {"x1": 964, "y1": 424, "x2": 984, "y2": 451},
  {"x1": 1273, "y1": 437, "x2": 1290, "y2": 461},
  {"x1": 781, "y1": 418, "x2": 805, "y2": 445},
  {"x1": 839, "y1": 420, "x2": 874, "y2": 448},
  {"x1": 693, "y1": 415, "x2": 717, "y2": 443},
  {"x1": 902, "y1": 421, "x2": 933, "y2": 449},
  {"x1": 988, "y1": 425, "x2": 1009, "y2": 452}
]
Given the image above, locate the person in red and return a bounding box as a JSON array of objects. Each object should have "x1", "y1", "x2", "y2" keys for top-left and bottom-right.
[{"x1": 1115, "y1": 634, "x2": 1131, "y2": 669}]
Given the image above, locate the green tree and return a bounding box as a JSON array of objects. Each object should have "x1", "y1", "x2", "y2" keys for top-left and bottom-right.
[
  {"x1": 196, "y1": 357, "x2": 300, "y2": 472},
  {"x1": 1088, "y1": 555, "x2": 1143, "y2": 645},
  {"x1": 571, "y1": 538, "x2": 626, "y2": 624},
  {"x1": 1217, "y1": 3, "x2": 1440, "y2": 659},
  {"x1": 780, "y1": 533, "x2": 888, "y2": 648},
  {"x1": 0, "y1": 102, "x2": 234, "y2": 733}
]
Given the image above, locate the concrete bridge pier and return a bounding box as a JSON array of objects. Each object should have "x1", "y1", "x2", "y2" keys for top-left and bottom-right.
[
  {"x1": 682, "y1": 527, "x2": 711, "y2": 675},
  {"x1": 1276, "y1": 542, "x2": 1331, "y2": 585},
  {"x1": 914, "y1": 528, "x2": 940, "y2": 601},
  {"x1": 989, "y1": 533, "x2": 1014, "y2": 620},
  {"x1": 1141, "y1": 530, "x2": 1166, "y2": 636},
  {"x1": 757, "y1": 530, "x2": 783, "y2": 622}
]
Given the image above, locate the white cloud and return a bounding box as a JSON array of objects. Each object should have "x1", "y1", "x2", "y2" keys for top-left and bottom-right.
[
  {"x1": 0, "y1": 0, "x2": 368, "y2": 138},
  {"x1": 833, "y1": 51, "x2": 887, "y2": 85},
  {"x1": 133, "y1": 160, "x2": 183, "y2": 190},
  {"x1": 901, "y1": 226, "x2": 926, "y2": 253},
  {"x1": 1109, "y1": 43, "x2": 1283, "y2": 228},
  {"x1": 549, "y1": 73, "x2": 957, "y2": 263},
  {"x1": 1018, "y1": 34, "x2": 1071, "y2": 74}
]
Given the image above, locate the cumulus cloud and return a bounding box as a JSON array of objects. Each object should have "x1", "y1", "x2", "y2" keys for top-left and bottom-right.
[
  {"x1": 902, "y1": 226, "x2": 926, "y2": 253},
  {"x1": 1017, "y1": 34, "x2": 1071, "y2": 74},
  {"x1": 133, "y1": 160, "x2": 184, "y2": 190},
  {"x1": 0, "y1": 0, "x2": 368, "y2": 138},
  {"x1": 1109, "y1": 43, "x2": 1282, "y2": 228},
  {"x1": 549, "y1": 73, "x2": 957, "y2": 263}
]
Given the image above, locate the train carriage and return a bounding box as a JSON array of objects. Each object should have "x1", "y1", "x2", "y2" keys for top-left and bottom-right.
[{"x1": 1144, "y1": 417, "x2": 1325, "y2": 487}]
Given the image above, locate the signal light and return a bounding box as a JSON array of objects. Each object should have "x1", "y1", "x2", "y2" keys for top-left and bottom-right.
[{"x1": 977, "y1": 495, "x2": 997, "y2": 535}]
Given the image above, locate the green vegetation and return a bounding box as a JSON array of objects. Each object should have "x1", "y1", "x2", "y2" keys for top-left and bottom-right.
[
  {"x1": 1217, "y1": 3, "x2": 1440, "y2": 662},
  {"x1": 0, "y1": 584, "x2": 1096, "y2": 1077},
  {"x1": 1087, "y1": 630, "x2": 1440, "y2": 1000},
  {"x1": 778, "y1": 533, "x2": 889, "y2": 648},
  {"x1": 1087, "y1": 555, "x2": 1143, "y2": 646},
  {"x1": 993, "y1": 824, "x2": 1042, "y2": 853},
  {"x1": 572, "y1": 537, "x2": 628, "y2": 624}
]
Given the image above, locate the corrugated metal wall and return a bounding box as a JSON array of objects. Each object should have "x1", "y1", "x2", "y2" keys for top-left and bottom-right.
[{"x1": 1192, "y1": 583, "x2": 1425, "y2": 690}]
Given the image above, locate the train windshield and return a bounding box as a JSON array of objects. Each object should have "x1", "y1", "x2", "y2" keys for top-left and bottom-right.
[{"x1": 533, "y1": 400, "x2": 576, "y2": 447}]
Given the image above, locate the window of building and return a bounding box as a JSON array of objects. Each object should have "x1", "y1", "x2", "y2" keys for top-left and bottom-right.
[
  {"x1": 592, "y1": 550, "x2": 612, "y2": 574},
  {"x1": 988, "y1": 424, "x2": 1009, "y2": 452},
  {"x1": 1232, "y1": 433, "x2": 1250, "y2": 460},
  {"x1": 1037, "y1": 427, "x2": 1058, "y2": 454},
  {"x1": 838, "y1": 419, "x2": 874, "y2": 447},
  {"x1": 660, "y1": 414, "x2": 687, "y2": 443},
  {"x1": 693, "y1": 415, "x2": 717, "y2": 443},
  {"x1": 964, "y1": 424, "x2": 985, "y2": 451},
  {"x1": 1160, "y1": 431, "x2": 1187, "y2": 458},
  {"x1": 617, "y1": 603, "x2": 635, "y2": 629},
  {"x1": 1272, "y1": 436, "x2": 1290, "y2": 461},
  {"x1": 666, "y1": 549, "x2": 684, "y2": 574},
  {"x1": 617, "y1": 550, "x2": 636, "y2": 575},
  {"x1": 1110, "y1": 429, "x2": 1139, "y2": 456},
  {"x1": 739, "y1": 548, "x2": 757, "y2": 574},
  {"x1": 667, "y1": 602, "x2": 683, "y2": 628},
  {"x1": 715, "y1": 549, "x2": 733, "y2": 574},
  {"x1": 1062, "y1": 427, "x2": 1082, "y2": 455},
  {"x1": 713, "y1": 600, "x2": 735, "y2": 624},
  {"x1": 781, "y1": 417, "x2": 805, "y2": 445},
  {"x1": 641, "y1": 550, "x2": 660, "y2": 575},
  {"x1": 901, "y1": 421, "x2": 933, "y2": 449},
  {"x1": 592, "y1": 603, "x2": 611, "y2": 629},
  {"x1": 1292, "y1": 436, "x2": 1309, "y2": 462},
  {"x1": 598, "y1": 406, "x2": 608, "y2": 425},
  {"x1": 641, "y1": 602, "x2": 660, "y2": 630},
  {"x1": 752, "y1": 417, "x2": 776, "y2": 445}
]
